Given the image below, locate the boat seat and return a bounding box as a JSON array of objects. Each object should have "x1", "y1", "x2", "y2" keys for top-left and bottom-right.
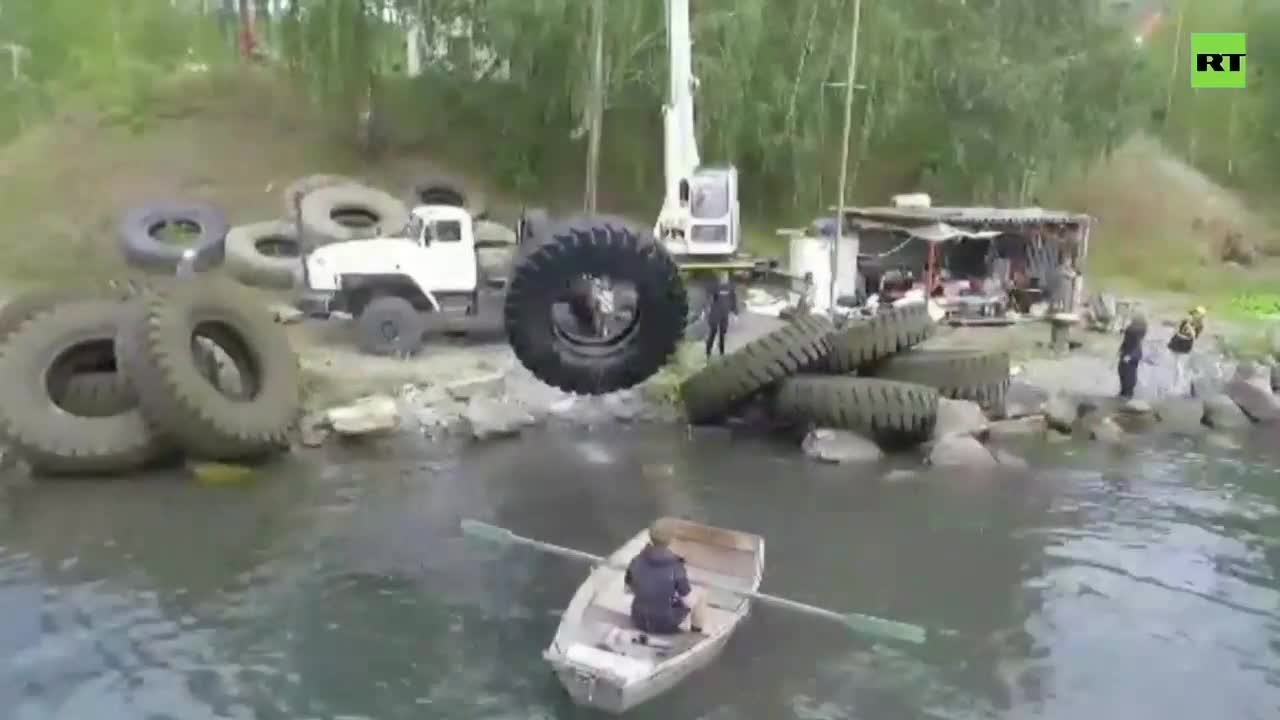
[
  {"x1": 592, "y1": 583, "x2": 635, "y2": 624},
  {"x1": 565, "y1": 643, "x2": 653, "y2": 686}
]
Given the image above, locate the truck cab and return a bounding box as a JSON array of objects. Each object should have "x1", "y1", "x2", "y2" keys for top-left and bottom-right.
[{"x1": 299, "y1": 204, "x2": 479, "y2": 318}]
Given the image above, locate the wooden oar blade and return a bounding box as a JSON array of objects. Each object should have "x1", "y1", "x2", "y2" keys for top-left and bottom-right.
[
  {"x1": 460, "y1": 519, "x2": 514, "y2": 544},
  {"x1": 842, "y1": 612, "x2": 927, "y2": 645}
]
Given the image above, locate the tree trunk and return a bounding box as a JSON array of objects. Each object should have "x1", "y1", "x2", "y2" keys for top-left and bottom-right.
[
  {"x1": 583, "y1": 0, "x2": 605, "y2": 214},
  {"x1": 237, "y1": 0, "x2": 257, "y2": 60}
]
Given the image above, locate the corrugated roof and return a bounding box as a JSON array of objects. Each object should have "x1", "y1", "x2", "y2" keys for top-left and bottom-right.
[{"x1": 832, "y1": 205, "x2": 1092, "y2": 227}]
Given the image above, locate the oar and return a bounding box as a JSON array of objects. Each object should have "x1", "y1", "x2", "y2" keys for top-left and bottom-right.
[{"x1": 460, "y1": 518, "x2": 927, "y2": 645}]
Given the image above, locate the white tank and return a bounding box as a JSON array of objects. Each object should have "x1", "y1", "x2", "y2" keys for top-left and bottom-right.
[{"x1": 789, "y1": 234, "x2": 858, "y2": 311}]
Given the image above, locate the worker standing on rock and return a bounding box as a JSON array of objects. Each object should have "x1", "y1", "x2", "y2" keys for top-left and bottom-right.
[
  {"x1": 1117, "y1": 314, "x2": 1147, "y2": 399},
  {"x1": 705, "y1": 271, "x2": 738, "y2": 359},
  {"x1": 1168, "y1": 306, "x2": 1207, "y2": 392}
]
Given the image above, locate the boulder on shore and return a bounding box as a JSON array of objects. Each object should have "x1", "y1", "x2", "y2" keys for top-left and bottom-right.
[
  {"x1": 464, "y1": 397, "x2": 536, "y2": 440},
  {"x1": 1154, "y1": 397, "x2": 1206, "y2": 435},
  {"x1": 1045, "y1": 392, "x2": 1080, "y2": 433},
  {"x1": 988, "y1": 415, "x2": 1047, "y2": 439},
  {"x1": 1225, "y1": 371, "x2": 1280, "y2": 423},
  {"x1": 802, "y1": 428, "x2": 884, "y2": 464},
  {"x1": 1004, "y1": 381, "x2": 1049, "y2": 419},
  {"x1": 326, "y1": 395, "x2": 401, "y2": 437},
  {"x1": 928, "y1": 435, "x2": 1000, "y2": 469},
  {"x1": 933, "y1": 398, "x2": 988, "y2": 440},
  {"x1": 1203, "y1": 393, "x2": 1252, "y2": 430}
]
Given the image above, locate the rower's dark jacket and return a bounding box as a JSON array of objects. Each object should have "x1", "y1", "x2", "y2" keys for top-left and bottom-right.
[{"x1": 624, "y1": 544, "x2": 690, "y2": 632}]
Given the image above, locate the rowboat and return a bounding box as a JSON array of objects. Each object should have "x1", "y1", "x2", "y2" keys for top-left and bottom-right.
[{"x1": 542, "y1": 517, "x2": 765, "y2": 713}]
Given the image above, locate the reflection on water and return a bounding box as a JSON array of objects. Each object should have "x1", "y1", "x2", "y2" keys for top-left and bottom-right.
[{"x1": 0, "y1": 426, "x2": 1278, "y2": 719}]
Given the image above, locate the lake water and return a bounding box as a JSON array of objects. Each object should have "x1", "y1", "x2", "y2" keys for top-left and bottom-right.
[{"x1": 0, "y1": 425, "x2": 1278, "y2": 719}]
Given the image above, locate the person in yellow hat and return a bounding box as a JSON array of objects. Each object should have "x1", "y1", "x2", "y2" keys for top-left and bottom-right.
[{"x1": 1168, "y1": 306, "x2": 1207, "y2": 392}]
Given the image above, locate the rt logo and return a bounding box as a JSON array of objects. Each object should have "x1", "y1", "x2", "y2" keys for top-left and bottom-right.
[{"x1": 1191, "y1": 33, "x2": 1246, "y2": 88}]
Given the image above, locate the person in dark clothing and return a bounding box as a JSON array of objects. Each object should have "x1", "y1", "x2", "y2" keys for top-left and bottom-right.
[
  {"x1": 623, "y1": 518, "x2": 708, "y2": 635},
  {"x1": 1117, "y1": 314, "x2": 1147, "y2": 399},
  {"x1": 705, "y1": 272, "x2": 738, "y2": 358}
]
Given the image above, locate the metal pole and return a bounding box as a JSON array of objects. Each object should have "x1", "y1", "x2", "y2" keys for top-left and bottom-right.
[
  {"x1": 831, "y1": 0, "x2": 863, "y2": 310},
  {"x1": 584, "y1": 0, "x2": 605, "y2": 214}
]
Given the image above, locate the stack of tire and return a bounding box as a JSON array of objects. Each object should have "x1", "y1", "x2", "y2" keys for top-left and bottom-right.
[
  {"x1": 118, "y1": 174, "x2": 513, "y2": 292},
  {"x1": 0, "y1": 278, "x2": 299, "y2": 477},
  {"x1": 678, "y1": 305, "x2": 1010, "y2": 449}
]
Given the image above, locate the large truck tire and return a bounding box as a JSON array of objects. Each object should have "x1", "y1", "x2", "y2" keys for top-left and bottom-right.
[
  {"x1": 0, "y1": 281, "x2": 142, "y2": 344},
  {"x1": 57, "y1": 372, "x2": 136, "y2": 417},
  {"x1": 118, "y1": 201, "x2": 228, "y2": 273},
  {"x1": 773, "y1": 375, "x2": 939, "y2": 446},
  {"x1": 867, "y1": 348, "x2": 1010, "y2": 414},
  {"x1": 282, "y1": 173, "x2": 356, "y2": 219},
  {"x1": 224, "y1": 220, "x2": 303, "y2": 290},
  {"x1": 298, "y1": 184, "x2": 410, "y2": 249},
  {"x1": 0, "y1": 300, "x2": 172, "y2": 476},
  {"x1": 825, "y1": 303, "x2": 934, "y2": 373},
  {"x1": 356, "y1": 296, "x2": 426, "y2": 356},
  {"x1": 406, "y1": 175, "x2": 487, "y2": 219},
  {"x1": 115, "y1": 278, "x2": 300, "y2": 462},
  {"x1": 504, "y1": 218, "x2": 687, "y2": 395},
  {"x1": 680, "y1": 315, "x2": 835, "y2": 425}
]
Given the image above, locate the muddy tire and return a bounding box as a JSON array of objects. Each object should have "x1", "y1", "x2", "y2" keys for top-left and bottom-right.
[
  {"x1": 825, "y1": 303, "x2": 934, "y2": 373},
  {"x1": 679, "y1": 315, "x2": 835, "y2": 425},
  {"x1": 118, "y1": 201, "x2": 228, "y2": 273},
  {"x1": 57, "y1": 372, "x2": 136, "y2": 417},
  {"x1": 867, "y1": 348, "x2": 1010, "y2": 414},
  {"x1": 504, "y1": 218, "x2": 687, "y2": 395},
  {"x1": 224, "y1": 220, "x2": 303, "y2": 290},
  {"x1": 406, "y1": 175, "x2": 487, "y2": 219},
  {"x1": 0, "y1": 281, "x2": 142, "y2": 345},
  {"x1": 0, "y1": 300, "x2": 172, "y2": 475},
  {"x1": 114, "y1": 278, "x2": 300, "y2": 461},
  {"x1": 282, "y1": 173, "x2": 356, "y2": 219},
  {"x1": 356, "y1": 296, "x2": 426, "y2": 356},
  {"x1": 773, "y1": 376, "x2": 939, "y2": 446},
  {"x1": 298, "y1": 183, "x2": 411, "y2": 249}
]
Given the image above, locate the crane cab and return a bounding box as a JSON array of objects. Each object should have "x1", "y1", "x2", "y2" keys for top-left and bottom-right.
[{"x1": 662, "y1": 166, "x2": 740, "y2": 258}]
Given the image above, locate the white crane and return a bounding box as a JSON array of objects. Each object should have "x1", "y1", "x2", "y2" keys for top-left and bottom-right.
[{"x1": 653, "y1": 0, "x2": 740, "y2": 260}]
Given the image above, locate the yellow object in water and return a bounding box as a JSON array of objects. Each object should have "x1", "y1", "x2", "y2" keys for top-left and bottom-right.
[{"x1": 189, "y1": 462, "x2": 257, "y2": 485}]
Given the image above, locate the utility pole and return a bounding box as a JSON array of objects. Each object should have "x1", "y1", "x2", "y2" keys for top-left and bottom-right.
[
  {"x1": 1163, "y1": 4, "x2": 1183, "y2": 127},
  {"x1": 831, "y1": 0, "x2": 863, "y2": 310},
  {"x1": 584, "y1": 0, "x2": 606, "y2": 214}
]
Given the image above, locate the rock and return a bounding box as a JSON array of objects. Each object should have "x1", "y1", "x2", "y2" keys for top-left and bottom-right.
[
  {"x1": 603, "y1": 391, "x2": 644, "y2": 423},
  {"x1": 802, "y1": 428, "x2": 884, "y2": 464},
  {"x1": 446, "y1": 372, "x2": 506, "y2": 401},
  {"x1": 993, "y1": 448, "x2": 1030, "y2": 471},
  {"x1": 325, "y1": 395, "x2": 400, "y2": 437},
  {"x1": 1154, "y1": 397, "x2": 1206, "y2": 434},
  {"x1": 1203, "y1": 393, "x2": 1251, "y2": 429},
  {"x1": 1089, "y1": 416, "x2": 1127, "y2": 444},
  {"x1": 1220, "y1": 230, "x2": 1257, "y2": 266},
  {"x1": 1119, "y1": 399, "x2": 1152, "y2": 415},
  {"x1": 271, "y1": 303, "x2": 305, "y2": 325},
  {"x1": 928, "y1": 435, "x2": 1000, "y2": 469},
  {"x1": 409, "y1": 403, "x2": 465, "y2": 436},
  {"x1": 1044, "y1": 391, "x2": 1079, "y2": 433},
  {"x1": 1205, "y1": 432, "x2": 1242, "y2": 451},
  {"x1": 298, "y1": 412, "x2": 330, "y2": 447},
  {"x1": 1225, "y1": 377, "x2": 1280, "y2": 422},
  {"x1": 882, "y1": 469, "x2": 920, "y2": 483},
  {"x1": 933, "y1": 398, "x2": 988, "y2": 440},
  {"x1": 464, "y1": 397, "x2": 536, "y2": 440},
  {"x1": 1004, "y1": 381, "x2": 1048, "y2": 419},
  {"x1": 988, "y1": 415, "x2": 1047, "y2": 439}
]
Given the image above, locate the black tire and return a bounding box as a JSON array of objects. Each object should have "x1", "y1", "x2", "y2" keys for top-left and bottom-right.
[
  {"x1": 867, "y1": 348, "x2": 1010, "y2": 414},
  {"x1": 504, "y1": 219, "x2": 687, "y2": 395},
  {"x1": 118, "y1": 201, "x2": 229, "y2": 273},
  {"x1": 357, "y1": 296, "x2": 427, "y2": 356},
  {"x1": 0, "y1": 300, "x2": 172, "y2": 475},
  {"x1": 679, "y1": 315, "x2": 835, "y2": 425},
  {"x1": 224, "y1": 220, "x2": 303, "y2": 290},
  {"x1": 773, "y1": 375, "x2": 939, "y2": 446},
  {"x1": 282, "y1": 173, "x2": 356, "y2": 219},
  {"x1": 825, "y1": 303, "x2": 934, "y2": 373},
  {"x1": 57, "y1": 372, "x2": 136, "y2": 417},
  {"x1": 114, "y1": 278, "x2": 300, "y2": 461},
  {"x1": 0, "y1": 280, "x2": 142, "y2": 344},
  {"x1": 406, "y1": 175, "x2": 487, "y2": 219},
  {"x1": 298, "y1": 183, "x2": 411, "y2": 249}
]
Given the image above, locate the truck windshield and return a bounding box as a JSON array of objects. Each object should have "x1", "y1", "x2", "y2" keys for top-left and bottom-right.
[{"x1": 690, "y1": 176, "x2": 728, "y2": 219}]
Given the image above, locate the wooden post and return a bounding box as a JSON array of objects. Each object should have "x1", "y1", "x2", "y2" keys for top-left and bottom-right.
[
  {"x1": 831, "y1": 0, "x2": 863, "y2": 310},
  {"x1": 583, "y1": 0, "x2": 606, "y2": 215}
]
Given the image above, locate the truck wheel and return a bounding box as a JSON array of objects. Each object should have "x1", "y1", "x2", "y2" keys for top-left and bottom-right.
[
  {"x1": 773, "y1": 375, "x2": 939, "y2": 447},
  {"x1": 299, "y1": 184, "x2": 411, "y2": 249},
  {"x1": 825, "y1": 303, "x2": 934, "y2": 373},
  {"x1": 504, "y1": 218, "x2": 687, "y2": 395},
  {"x1": 57, "y1": 371, "x2": 137, "y2": 417},
  {"x1": 118, "y1": 201, "x2": 229, "y2": 273},
  {"x1": 224, "y1": 220, "x2": 303, "y2": 290},
  {"x1": 357, "y1": 296, "x2": 426, "y2": 357},
  {"x1": 867, "y1": 348, "x2": 1010, "y2": 414},
  {"x1": 679, "y1": 315, "x2": 834, "y2": 424}
]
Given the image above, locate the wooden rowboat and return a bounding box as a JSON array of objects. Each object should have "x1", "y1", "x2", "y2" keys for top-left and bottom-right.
[{"x1": 542, "y1": 517, "x2": 765, "y2": 713}]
